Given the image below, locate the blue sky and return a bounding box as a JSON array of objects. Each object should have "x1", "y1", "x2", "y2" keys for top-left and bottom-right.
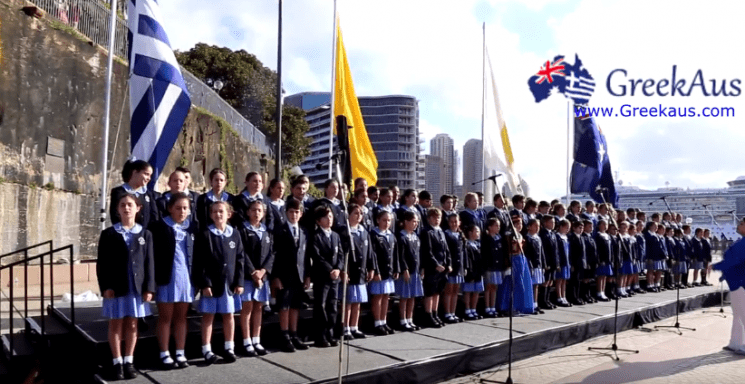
[{"x1": 159, "y1": 0, "x2": 745, "y2": 200}]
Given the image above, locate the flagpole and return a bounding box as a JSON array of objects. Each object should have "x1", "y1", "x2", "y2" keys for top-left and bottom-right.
[
  {"x1": 566, "y1": 99, "x2": 573, "y2": 207},
  {"x1": 480, "y1": 22, "x2": 486, "y2": 198},
  {"x1": 274, "y1": 0, "x2": 284, "y2": 179},
  {"x1": 100, "y1": 0, "x2": 119, "y2": 230},
  {"x1": 328, "y1": 0, "x2": 338, "y2": 180}
]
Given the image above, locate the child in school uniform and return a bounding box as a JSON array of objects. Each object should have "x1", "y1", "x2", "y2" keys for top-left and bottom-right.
[
  {"x1": 524, "y1": 219, "x2": 546, "y2": 314},
  {"x1": 286, "y1": 175, "x2": 316, "y2": 233},
  {"x1": 702, "y1": 229, "x2": 714, "y2": 286},
  {"x1": 265, "y1": 179, "x2": 287, "y2": 233},
  {"x1": 97, "y1": 194, "x2": 155, "y2": 380},
  {"x1": 443, "y1": 214, "x2": 465, "y2": 323},
  {"x1": 342, "y1": 204, "x2": 376, "y2": 340},
  {"x1": 607, "y1": 223, "x2": 626, "y2": 299},
  {"x1": 460, "y1": 193, "x2": 484, "y2": 234},
  {"x1": 155, "y1": 170, "x2": 198, "y2": 227},
  {"x1": 554, "y1": 219, "x2": 572, "y2": 307},
  {"x1": 272, "y1": 199, "x2": 311, "y2": 353},
  {"x1": 396, "y1": 189, "x2": 422, "y2": 235},
  {"x1": 634, "y1": 221, "x2": 647, "y2": 293},
  {"x1": 421, "y1": 208, "x2": 451, "y2": 327},
  {"x1": 481, "y1": 218, "x2": 505, "y2": 318},
  {"x1": 462, "y1": 225, "x2": 484, "y2": 320},
  {"x1": 192, "y1": 201, "x2": 244, "y2": 365},
  {"x1": 233, "y1": 171, "x2": 265, "y2": 225},
  {"x1": 619, "y1": 221, "x2": 639, "y2": 297},
  {"x1": 593, "y1": 220, "x2": 613, "y2": 301},
  {"x1": 237, "y1": 200, "x2": 274, "y2": 356},
  {"x1": 568, "y1": 220, "x2": 588, "y2": 305},
  {"x1": 396, "y1": 210, "x2": 425, "y2": 330},
  {"x1": 498, "y1": 215, "x2": 535, "y2": 315},
  {"x1": 582, "y1": 220, "x2": 601, "y2": 302},
  {"x1": 196, "y1": 168, "x2": 235, "y2": 231},
  {"x1": 644, "y1": 222, "x2": 666, "y2": 292},
  {"x1": 151, "y1": 193, "x2": 198, "y2": 370},
  {"x1": 311, "y1": 179, "x2": 347, "y2": 234},
  {"x1": 539, "y1": 216, "x2": 559, "y2": 309},
  {"x1": 308, "y1": 206, "x2": 344, "y2": 348},
  {"x1": 109, "y1": 160, "x2": 159, "y2": 230},
  {"x1": 369, "y1": 210, "x2": 398, "y2": 335},
  {"x1": 373, "y1": 188, "x2": 398, "y2": 231},
  {"x1": 351, "y1": 188, "x2": 375, "y2": 231}
]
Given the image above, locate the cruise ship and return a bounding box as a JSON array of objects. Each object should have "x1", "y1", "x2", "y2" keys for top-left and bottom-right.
[{"x1": 565, "y1": 176, "x2": 745, "y2": 240}]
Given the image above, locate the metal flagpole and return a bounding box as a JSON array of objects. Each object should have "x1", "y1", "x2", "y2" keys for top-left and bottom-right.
[
  {"x1": 480, "y1": 22, "x2": 486, "y2": 197},
  {"x1": 275, "y1": 0, "x2": 283, "y2": 179},
  {"x1": 328, "y1": 0, "x2": 338, "y2": 180},
  {"x1": 100, "y1": 0, "x2": 119, "y2": 230},
  {"x1": 565, "y1": 100, "x2": 573, "y2": 207}
]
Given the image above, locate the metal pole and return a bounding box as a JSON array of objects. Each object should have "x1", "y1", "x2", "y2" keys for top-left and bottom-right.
[
  {"x1": 328, "y1": 0, "x2": 338, "y2": 179},
  {"x1": 480, "y1": 23, "x2": 486, "y2": 198},
  {"x1": 335, "y1": 160, "x2": 354, "y2": 384},
  {"x1": 100, "y1": 0, "x2": 119, "y2": 230},
  {"x1": 274, "y1": 0, "x2": 283, "y2": 179},
  {"x1": 566, "y1": 100, "x2": 573, "y2": 207}
]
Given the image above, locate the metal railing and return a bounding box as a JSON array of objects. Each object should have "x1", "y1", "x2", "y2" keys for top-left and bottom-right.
[
  {"x1": 1, "y1": 243, "x2": 74, "y2": 362},
  {"x1": 28, "y1": 0, "x2": 129, "y2": 58}
]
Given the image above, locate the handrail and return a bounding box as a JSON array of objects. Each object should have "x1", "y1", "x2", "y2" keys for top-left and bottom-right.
[{"x1": 0, "y1": 240, "x2": 53, "y2": 262}]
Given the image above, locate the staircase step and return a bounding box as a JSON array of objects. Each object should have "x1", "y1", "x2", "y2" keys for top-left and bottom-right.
[
  {"x1": 25, "y1": 311, "x2": 70, "y2": 338},
  {"x1": 1, "y1": 332, "x2": 35, "y2": 359}
]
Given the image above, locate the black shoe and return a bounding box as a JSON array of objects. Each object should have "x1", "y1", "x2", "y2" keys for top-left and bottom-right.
[
  {"x1": 204, "y1": 351, "x2": 219, "y2": 365},
  {"x1": 484, "y1": 312, "x2": 499, "y2": 319},
  {"x1": 373, "y1": 326, "x2": 388, "y2": 336},
  {"x1": 175, "y1": 358, "x2": 189, "y2": 369},
  {"x1": 444, "y1": 316, "x2": 459, "y2": 324},
  {"x1": 342, "y1": 332, "x2": 355, "y2": 340},
  {"x1": 329, "y1": 339, "x2": 339, "y2": 347},
  {"x1": 314, "y1": 339, "x2": 331, "y2": 348},
  {"x1": 535, "y1": 308, "x2": 545, "y2": 314},
  {"x1": 222, "y1": 349, "x2": 237, "y2": 363},
  {"x1": 351, "y1": 330, "x2": 367, "y2": 339},
  {"x1": 425, "y1": 314, "x2": 443, "y2": 328},
  {"x1": 384, "y1": 325, "x2": 395, "y2": 334},
  {"x1": 570, "y1": 299, "x2": 584, "y2": 306},
  {"x1": 280, "y1": 338, "x2": 296, "y2": 353},
  {"x1": 111, "y1": 364, "x2": 124, "y2": 381},
  {"x1": 454, "y1": 315, "x2": 464, "y2": 322},
  {"x1": 434, "y1": 315, "x2": 445, "y2": 326},
  {"x1": 557, "y1": 301, "x2": 571, "y2": 308},
  {"x1": 123, "y1": 363, "x2": 138, "y2": 379},
  {"x1": 242, "y1": 344, "x2": 257, "y2": 357},
  {"x1": 160, "y1": 355, "x2": 175, "y2": 370},
  {"x1": 703, "y1": 281, "x2": 713, "y2": 286},
  {"x1": 412, "y1": 323, "x2": 422, "y2": 330},
  {"x1": 400, "y1": 323, "x2": 415, "y2": 332},
  {"x1": 254, "y1": 343, "x2": 268, "y2": 356},
  {"x1": 464, "y1": 312, "x2": 479, "y2": 320},
  {"x1": 291, "y1": 337, "x2": 309, "y2": 350}
]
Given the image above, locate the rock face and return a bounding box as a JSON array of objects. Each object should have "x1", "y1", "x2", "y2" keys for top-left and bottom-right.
[{"x1": 0, "y1": 1, "x2": 273, "y2": 259}]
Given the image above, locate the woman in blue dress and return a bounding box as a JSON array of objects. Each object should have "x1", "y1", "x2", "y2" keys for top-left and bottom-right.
[
  {"x1": 498, "y1": 215, "x2": 535, "y2": 315},
  {"x1": 192, "y1": 201, "x2": 244, "y2": 365},
  {"x1": 152, "y1": 193, "x2": 198, "y2": 370},
  {"x1": 97, "y1": 194, "x2": 155, "y2": 380}
]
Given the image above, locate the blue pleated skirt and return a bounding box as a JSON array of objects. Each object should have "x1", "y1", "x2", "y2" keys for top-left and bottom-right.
[
  {"x1": 198, "y1": 285, "x2": 239, "y2": 314},
  {"x1": 484, "y1": 270, "x2": 503, "y2": 285},
  {"x1": 238, "y1": 280, "x2": 271, "y2": 303},
  {"x1": 368, "y1": 278, "x2": 395, "y2": 295},
  {"x1": 674, "y1": 261, "x2": 689, "y2": 274},
  {"x1": 346, "y1": 284, "x2": 368, "y2": 304},
  {"x1": 395, "y1": 273, "x2": 424, "y2": 298},
  {"x1": 462, "y1": 278, "x2": 485, "y2": 293},
  {"x1": 647, "y1": 260, "x2": 667, "y2": 271},
  {"x1": 531, "y1": 268, "x2": 545, "y2": 284},
  {"x1": 596, "y1": 264, "x2": 614, "y2": 276},
  {"x1": 557, "y1": 266, "x2": 571, "y2": 280},
  {"x1": 498, "y1": 254, "x2": 535, "y2": 314},
  {"x1": 448, "y1": 275, "x2": 465, "y2": 285},
  {"x1": 691, "y1": 261, "x2": 705, "y2": 270},
  {"x1": 621, "y1": 261, "x2": 640, "y2": 275},
  {"x1": 102, "y1": 293, "x2": 151, "y2": 319}
]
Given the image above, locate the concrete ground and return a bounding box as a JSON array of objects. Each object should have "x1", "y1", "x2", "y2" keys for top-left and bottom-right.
[{"x1": 443, "y1": 300, "x2": 743, "y2": 384}]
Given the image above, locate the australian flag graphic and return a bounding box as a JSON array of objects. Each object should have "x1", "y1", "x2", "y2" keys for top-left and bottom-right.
[{"x1": 527, "y1": 54, "x2": 595, "y2": 105}]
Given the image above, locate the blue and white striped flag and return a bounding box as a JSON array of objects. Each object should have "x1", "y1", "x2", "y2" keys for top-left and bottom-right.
[{"x1": 127, "y1": 0, "x2": 191, "y2": 188}]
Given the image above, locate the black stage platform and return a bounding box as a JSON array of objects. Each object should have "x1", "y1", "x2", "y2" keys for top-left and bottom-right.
[{"x1": 50, "y1": 284, "x2": 727, "y2": 384}]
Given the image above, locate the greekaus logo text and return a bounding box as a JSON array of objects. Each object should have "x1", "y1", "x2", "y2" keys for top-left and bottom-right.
[
  {"x1": 575, "y1": 105, "x2": 735, "y2": 118},
  {"x1": 606, "y1": 65, "x2": 741, "y2": 97}
]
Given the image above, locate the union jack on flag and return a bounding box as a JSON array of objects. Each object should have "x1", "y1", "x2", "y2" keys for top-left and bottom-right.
[
  {"x1": 534, "y1": 58, "x2": 565, "y2": 84},
  {"x1": 527, "y1": 54, "x2": 595, "y2": 105},
  {"x1": 127, "y1": 0, "x2": 191, "y2": 188}
]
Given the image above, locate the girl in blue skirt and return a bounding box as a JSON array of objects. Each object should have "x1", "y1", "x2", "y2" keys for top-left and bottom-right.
[
  {"x1": 152, "y1": 193, "x2": 198, "y2": 370},
  {"x1": 97, "y1": 194, "x2": 155, "y2": 380},
  {"x1": 554, "y1": 219, "x2": 572, "y2": 307},
  {"x1": 396, "y1": 211, "x2": 425, "y2": 330},
  {"x1": 443, "y1": 214, "x2": 465, "y2": 323},
  {"x1": 238, "y1": 200, "x2": 274, "y2": 356},
  {"x1": 369, "y1": 210, "x2": 398, "y2": 335},
  {"x1": 524, "y1": 219, "x2": 546, "y2": 314},
  {"x1": 343, "y1": 204, "x2": 376, "y2": 339},
  {"x1": 462, "y1": 225, "x2": 484, "y2": 320},
  {"x1": 498, "y1": 215, "x2": 535, "y2": 315},
  {"x1": 481, "y1": 218, "x2": 505, "y2": 317},
  {"x1": 193, "y1": 201, "x2": 244, "y2": 365},
  {"x1": 594, "y1": 221, "x2": 613, "y2": 301},
  {"x1": 673, "y1": 228, "x2": 689, "y2": 287}
]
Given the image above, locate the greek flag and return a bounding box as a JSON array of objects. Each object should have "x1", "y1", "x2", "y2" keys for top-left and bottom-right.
[{"x1": 127, "y1": 0, "x2": 191, "y2": 187}]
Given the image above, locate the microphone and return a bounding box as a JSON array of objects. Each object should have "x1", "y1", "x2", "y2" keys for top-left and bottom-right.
[
  {"x1": 471, "y1": 173, "x2": 503, "y2": 185},
  {"x1": 314, "y1": 150, "x2": 347, "y2": 170},
  {"x1": 594, "y1": 185, "x2": 608, "y2": 192},
  {"x1": 648, "y1": 201, "x2": 655, "y2": 206}
]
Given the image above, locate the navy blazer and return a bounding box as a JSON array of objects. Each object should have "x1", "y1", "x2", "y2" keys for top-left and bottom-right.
[
  {"x1": 539, "y1": 228, "x2": 560, "y2": 270},
  {"x1": 273, "y1": 222, "x2": 309, "y2": 287},
  {"x1": 621, "y1": 235, "x2": 634, "y2": 264},
  {"x1": 702, "y1": 239, "x2": 713, "y2": 262},
  {"x1": 487, "y1": 208, "x2": 511, "y2": 236},
  {"x1": 264, "y1": 198, "x2": 286, "y2": 233},
  {"x1": 464, "y1": 241, "x2": 483, "y2": 281},
  {"x1": 397, "y1": 231, "x2": 422, "y2": 274},
  {"x1": 460, "y1": 209, "x2": 484, "y2": 233},
  {"x1": 595, "y1": 232, "x2": 613, "y2": 265},
  {"x1": 196, "y1": 192, "x2": 235, "y2": 231},
  {"x1": 569, "y1": 232, "x2": 587, "y2": 270},
  {"x1": 635, "y1": 234, "x2": 646, "y2": 262},
  {"x1": 395, "y1": 206, "x2": 422, "y2": 236},
  {"x1": 372, "y1": 206, "x2": 397, "y2": 231},
  {"x1": 524, "y1": 234, "x2": 546, "y2": 270},
  {"x1": 371, "y1": 230, "x2": 398, "y2": 279},
  {"x1": 481, "y1": 233, "x2": 506, "y2": 272},
  {"x1": 150, "y1": 219, "x2": 197, "y2": 286},
  {"x1": 681, "y1": 236, "x2": 693, "y2": 262},
  {"x1": 109, "y1": 186, "x2": 160, "y2": 229},
  {"x1": 192, "y1": 228, "x2": 245, "y2": 297},
  {"x1": 286, "y1": 195, "x2": 316, "y2": 233},
  {"x1": 309, "y1": 228, "x2": 344, "y2": 282},
  {"x1": 582, "y1": 232, "x2": 598, "y2": 267},
  {"x1": 155, "y1": 192, "x2": 198, "y2": 227},
  {"x1": 556, "y1": 233, "x2": 571, "y2": 269},
  {"x1": 643, "y1": 231, "x2": 666, "y2": 261},
  {"x1": 97, "y1": 226, "x2": 155, "y2": 297},
  {"x1": 238, "y1": 224, "x2": 274, "y2": 276},
  {"x1": 348, "y1": 226, "x2": 376, "y2": 285},
  {"x1": 420, "y1": 224, "x2": 451, "y2": 273},
  {"x1": 312, "y1": 198, "x2": 347, "y2": 231},
  {"x1": 692, "y1": 237, "x2": 704, "y2": 262},
  {"x1": 231, "y1": 190, "x2": 266, "y2": 226},
  {"x1": 360, "y1": 206, "x2": 375, "y2": 231},
  {"x1": 444, "y1": 230, "x2": 465, "y2": 277}
]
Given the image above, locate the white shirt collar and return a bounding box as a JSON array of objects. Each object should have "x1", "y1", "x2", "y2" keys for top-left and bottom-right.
[
  {"x1": 122, "y1": 183, "x2": 147, "y2": 196},
  {"x1": 243, "y1": 190, "x2": 263, "y2": 201},
  {"x1": 114, "y1": 222, "x2": 142, "y2": 235},
  {"x1": 321, "y1": 227, "x2": 333, "y2": 238},
  {"x1": 164, "y1": 216, "x2": 190, "y2": 231},
  {"x1": 208, "y1": 224, "x2": 233, "y2": 237},
  {"x1": 206, "y1": 190, "x2": 228, "y2": 202}
]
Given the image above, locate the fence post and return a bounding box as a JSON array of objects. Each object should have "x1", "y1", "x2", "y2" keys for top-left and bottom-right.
[
  {"x1": 9, "y1": 265, "x2": 14, "y2": 360},
  {"x1": 70, "y1": 247, "x2": 75, "y2": 327},
  {"x1": 24, "y1": 250, "x2": 28, "y2": 319}
]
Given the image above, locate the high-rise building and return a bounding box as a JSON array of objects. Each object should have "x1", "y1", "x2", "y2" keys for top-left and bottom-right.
[
  {"x1": 430, "y1": 134, "x2": 454, "y2": 194},
  {"x1": 454, "y1": 149, "x2": 461, "y2": 187},
  {"x1": 286, "y1": 93, "x2": 420, "y2": 189},
  {"x1": 425, "y1": 155, "x2": 445, "y2": 199},
  {"x1": 463, "y1": 139, "x2": 483, "y2": 196}
]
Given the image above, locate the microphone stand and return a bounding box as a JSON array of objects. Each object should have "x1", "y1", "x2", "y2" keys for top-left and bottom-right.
[
  {"x1": 654, "y1": 196, "x2": 696, "y2": 335},
  {"x1": 480, "y1": 175, "x2": 518, "y2": 384},
  {"x1": 587, "y1": 188, "x2": 639, "y2": 360}
]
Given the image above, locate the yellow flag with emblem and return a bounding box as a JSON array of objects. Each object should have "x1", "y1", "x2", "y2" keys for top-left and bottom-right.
[{"x1": 333, "y1": 17, "x2": 378, "y2": 185}]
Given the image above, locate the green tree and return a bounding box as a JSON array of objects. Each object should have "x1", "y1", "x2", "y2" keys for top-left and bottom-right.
[{"x1": 176, "y1": 44, "x2": 310, "y2": 167}]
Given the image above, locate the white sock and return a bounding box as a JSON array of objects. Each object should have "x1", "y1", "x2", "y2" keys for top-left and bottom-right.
[
  {"x1": 351, "y1": 326, "x2": 358, "y2": 332},
  {"x1": 243, "y1": 338, "x2": 252, "y2": 347},
  {"x1": 224, "y1": 341, "x2": 234, "y2": 351},
  {"x1": 375, "y1": 320, "x2": 383, "y2": 327},
  {"x1": 175, "y1": 350, "x2": 186, "y2": 362},
  {"x1": 252, "y1": 337, "x2": 260, "y2": 345},
  {"x1": 407, "y1": 318, "x2": 414, "y2": 325},
  {"x1": 344, "y1": 326, "x2": 351, "y2": 333},
  {"x1": 202, "y1": 344, "x2": 212, "y2": 355},
  {"x1": 113, "y1": 357, "x2": 123, "y2": 365},
  {"x1": 123, "y1": 356, "x2": 133, "y2": 364}
]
